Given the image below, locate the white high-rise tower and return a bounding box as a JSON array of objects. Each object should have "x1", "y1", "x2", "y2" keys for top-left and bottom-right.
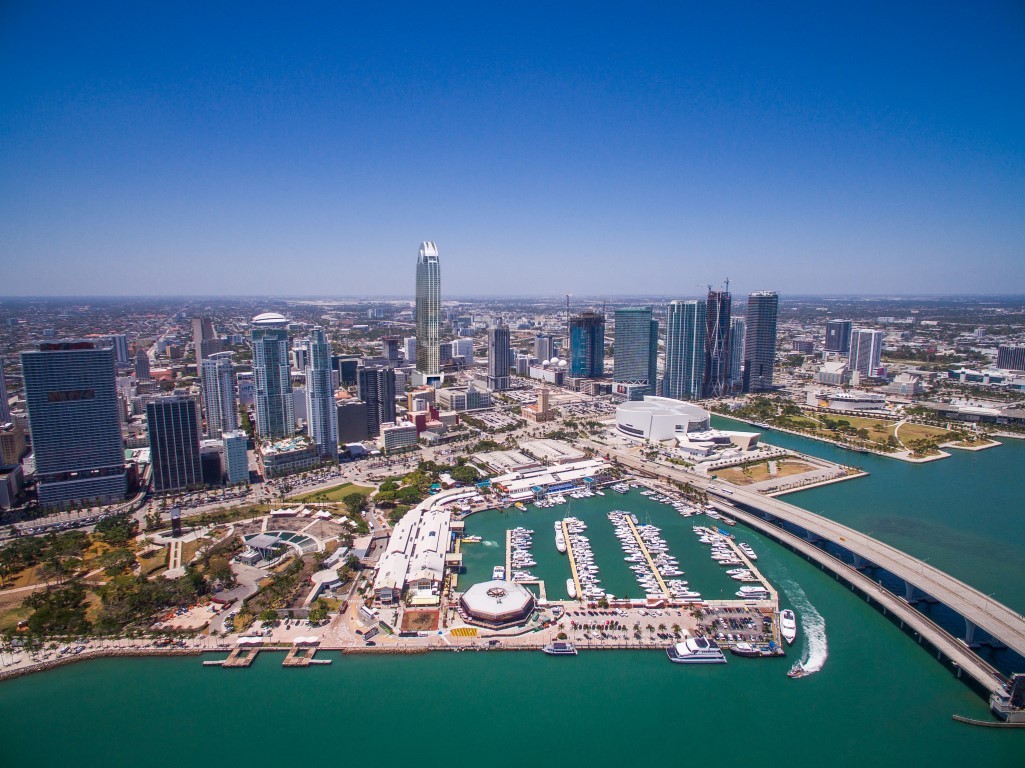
[
  {"x1": 305, "y1": 327, "x2": 338, "y2": 459},
  {"x1": 200, "y1": 351, "x2": 238, "y2": 438},
  {"x1": 415, "y1": 241, "x2": 442, "y2": 385}
]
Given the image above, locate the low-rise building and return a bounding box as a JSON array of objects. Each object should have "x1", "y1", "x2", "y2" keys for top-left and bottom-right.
[
  {"x1": 259, "y1": 437, "x2": 318, "y2": 478},
  {"x1": 379, "y1": 422, "x2": 418, "y2": 453}
]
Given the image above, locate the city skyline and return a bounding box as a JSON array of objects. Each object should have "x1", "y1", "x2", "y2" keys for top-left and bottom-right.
[{"x1": 2, "y1": 5, "x2": 1023, "y2": 297}]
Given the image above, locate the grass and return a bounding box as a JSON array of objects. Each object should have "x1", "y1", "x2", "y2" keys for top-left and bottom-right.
[
  {"x1": 0, "y1": 604, "x2": 32, "y2": 631},
  {"x1": 291, "y1": 483, "x2": 374, "y2": 503},
  {"x1": 894, "y1": 422, "x2": 952, "y2": 444},
  {"x1": 138, "y1": 546, "x2": 170, "y2": 576},
  {"x1": 717, "y1": 459, "x2": 817, "y2": 486}
]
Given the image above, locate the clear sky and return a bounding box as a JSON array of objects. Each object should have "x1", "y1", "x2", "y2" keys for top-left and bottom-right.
[{"x1": 1, "y1": 2, "x2": 1023, "y2": 297}]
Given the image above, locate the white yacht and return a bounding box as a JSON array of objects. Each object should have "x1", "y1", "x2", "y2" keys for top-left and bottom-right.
[
  {"x1": 780, "y1": 609, "x2": 798, "y2": 644},
  {"x1": 667, "y1": 636, "x2": 727, "y2": 664},
  {"x1": 566, "y1": 579, "x2": 577, "y2": 599},
  {"x1": 739, "y1": 543, "x2": 758, "y2": 560},
  {"x1": 492, "y1": 565, "x2": 506, "y2": 581}
]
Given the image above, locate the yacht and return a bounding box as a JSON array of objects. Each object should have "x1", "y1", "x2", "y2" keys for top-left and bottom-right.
[
  {"x1": 566, "y1": 579, "x2": 577, "y2": 599},
  {"x1": 492, "y1": 565, "x2": 506, "y2": 581},
  {"x1": 461, "y1": 535, "x2": 482, "y2": 543},
  {"x1": 730, "y1": 642, "x2": 762, "y2": 658},
  {"x1": 780, "y1": 609, "x2": 798, "y2": 644},
  {"x1": 543, "y1": 641, "x2": 578, "y2": 656},
  {"x1": 667, "y1": 637, "x2": 727, "y2": 664},
  {"x1": 739, "y1": 543, "x2": 758, "y2": 560},
  {"x1": 737, "y1": 586, "x2": 770, "y2": 599}
]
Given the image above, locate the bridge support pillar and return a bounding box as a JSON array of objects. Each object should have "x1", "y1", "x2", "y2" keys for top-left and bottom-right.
[{"x1": 964, "y1": 620, "x2": 979, "y2": 648}]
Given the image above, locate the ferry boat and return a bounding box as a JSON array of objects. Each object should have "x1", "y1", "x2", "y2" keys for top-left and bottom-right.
[
  {"x1": 543, "y1": 641, "x2": 578, "y2": 656},
  {"x1": 492, "y1": 566, "x2": 506, "y2": 581},
  {"x1": 779, "y1": 609, "x2": 798, "y2": 644},
  {"x1": 566, "y1": 579, "x2": 577, "y2": 599},
  {"x1": 667, "y1": 637, "x2": 727, "y2": 664}
]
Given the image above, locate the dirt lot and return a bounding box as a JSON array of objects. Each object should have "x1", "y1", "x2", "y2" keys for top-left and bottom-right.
[{"x1": 401, "y1": 610, "x2": 439, "y2": 631}]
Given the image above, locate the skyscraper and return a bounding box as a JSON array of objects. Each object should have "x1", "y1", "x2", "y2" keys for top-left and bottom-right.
[
  {"x1": 403, "y1": 336, "x2": 417, "y2": 365},
  {"x1": 729, "y1": 317, "x2": 746, "y2": 389},
  {"x1": 358, "y1": 364, "x2": 396, "y2": 437},
  {"x1": 147, "y1": 396, "x2": 202, "y2": 492},
  {"x1": 251, "y1": 312, "x2": 294, "y2": 440},
  {"x1": 703, "y1": 289, "x2": 732, "y2": 398},
  {"x1": 305, "y1": 328, "x2": 338, "y2": 458},
  {"x1": 192, "y1": 316, "x2": 222, "y2": 369},
  {"x1": 0, "y1": 356, "x2": 10, "y2": 424},
  {"x1": 664, "y1": 301, "x2": 706, "y2": 400},
  {"x1": 996, "y1": 345, "x2": 1025, "y2": 371},
  {"x1": 850, "y1": 329, "x2": 884, "y2": 378},
  {"x1": 134, "y1": 348, "x2": 151, "y2": 381},
  {"x1": 415, "y1": 241, "x2": 441, "y2": 384},
  {"x1": 104, "y1": 334, "x2": 130, "y2": 366},
  {"x1": 614, "y1": 307, "x2": 658, "y2": 396},
  {"x1": 381, "y1": 336, "x2": 401, "y2": 366},
  {"x1": 21, "y1": 341, "x2": 126, "y2": 507},
  {"x1": 569, "y1": 312, "x2": 605, "y2": 378},
  {"x1": 742, "y1": 291, "x2": 779, "y2": 393},
  {"x1": 200, "y1": 351, "x2": 238, "y2": 438},
  {"x1": 222, "y1": 430, "x2": 249, "y2": 485},
  {"x1": 825, "y1": 320, "x2": 854, "y2": 355},
  {"x1": 534, "y1": 333, "x2": 555, "y2": 361},
  {"x1": 487, "y1": 321, "x2": 512, "y2": 391}
]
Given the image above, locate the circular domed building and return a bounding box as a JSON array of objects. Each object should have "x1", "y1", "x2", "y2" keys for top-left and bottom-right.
[{"x1": 459, "y1": 580, "x2": 536, "y2": 629}]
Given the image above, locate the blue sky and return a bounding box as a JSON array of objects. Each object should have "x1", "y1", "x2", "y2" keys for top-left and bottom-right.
[{"x1": 1, "y1": 2, "x2": 1023, "y2": 297}]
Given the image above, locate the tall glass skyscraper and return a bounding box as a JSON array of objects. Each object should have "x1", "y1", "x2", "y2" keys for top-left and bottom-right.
[
  {"x1": 415, "y1": 241, "x2": 441, "y2": 383},
  {"x1": 703, "y1": 289, "x2": 732, "y2": 398},
  {"x1": 569, "y1": 312, "x2": 605, "y2": 378},
  {"x1": 729, "y1": 316, "x2": 746, "y2": 390},
  {"x1": 850, "y1": 328, "x2": 884, "y2": 378},
  {"x1": 147, "y1": 396, "x2": 202, "y2": 492},
  {"x1": 0, "y1": 356, "x2": 10, "y2": 423},
  {"x1": 664, "y1": 301, "x2": 706, "y2": 400},
  {"x1": 200, "y1": 351, "x2": 238, "y2": 438},
  {"x1": 743, "y1": 291, "x2": 779, "y2": 393},
  {"x1": 358, "y1": 364, "x2": 396, "y2": 437},
  {"x1": 305, "y1": 327, "x2": 337, "y2": 458},
  {"x1": 251, "y1": 312, "x2": 293, "y2": 440},
  {"x1": 487, "y1": 320, "x2": 511, "y2": 391},
  {"x1": 614, "y1": 307, "x2": 658, "y2": 395},
  {"x1": 21, "y1": 340, "x2": 126, "y2": 507},
  {"x1": 825, "y1": 319, "x2": 854, "y2": 355}
]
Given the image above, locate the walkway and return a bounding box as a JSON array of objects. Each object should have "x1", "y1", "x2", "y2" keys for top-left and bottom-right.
[
  {"x1": 621, "y1": 515, "x2": 670, "y2": 596},
  {"x1": 562, "y1": 520, "x2": 583, "y2": 601}
]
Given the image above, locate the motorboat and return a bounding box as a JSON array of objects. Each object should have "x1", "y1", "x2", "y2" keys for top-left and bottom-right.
[
  {"x1": 667, "y1": 637, "x2": 727, "y2": 664},
  {"x1": 780, "y1": 609, "x2": 798, "y2": 644},
  {"x1": 492, "y1": 566, "x2": 506, "y2": 581},
  {"x1": 730, "y1": 642, "x2": 762, "y2": 658},
  {"x1": 543, "y1": 642, "x2": 578, "y2": 656},
  {"x1": 739, "y1": 543, "x2": 758, "y2": 560},
  {"x1": 566, "y1": 579, "x2": 577, "y2": 599}
]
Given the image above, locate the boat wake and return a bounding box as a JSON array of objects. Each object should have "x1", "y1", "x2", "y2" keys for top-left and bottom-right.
[
  {"x1": 482, "y1": 540, "x2": 499, "y2": 548},
  {"x1": 779, "y1": 577, "x2": 828, "y2": 677}
]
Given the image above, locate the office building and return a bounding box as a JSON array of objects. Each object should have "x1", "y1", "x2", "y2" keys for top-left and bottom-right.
[
  {"x1": 305, "y1": 328, "x2": 338, "y2": 458},
  {"x1": 570, "y1": 312, "x2": 605, "y2": 378},
  {"x1": 825, "y1": 320, "x2": 854, "y2": 355},
  {"x1": 743, "y1": 291, "x2": 779, "y2": 393},
  {"x1": 0, "y1": 422, "x2": 26, "y2": 466},
  {"x1": 200, "y1": 351, "x2": 238, "y2": 438},
  {"x1": 614, "y1": 307, "x2": 658, "y2": 397},
  {"x1": 104, "y1": 334, "x2": 130, "y2": 366},
  {"x1": 534, "y1": 333, "x2": 556, "y2": 361},
  {"x1": 336, "y1": 400, "x2": 370, "y2": 443},
  {"x1": 415, "y1": 241, "x2": 442, "y2": 384},
  {"x1": 251, "y1": 312, "x2": 294, "y2": 439},
  {"x1": 291, "y1": 345, "x2": 309, "y2": 372},
  {"x1": 729, "y1": 317, "x2": 746, "y2": 391},
  {"x1": 192, "y1": 316, "x2": 222, "y2": 368},
  {"x1": 703, "y1": 289, "x2": 732, "y2": 398},
  {"x1": 21, "y1": 341, "x2": 126, "y2": 508},
  {"x1": 997, "y1": 345, "x2": 1025, "y2": 371},
  {"x1": 381, "y1": 336, "x2": 401, "y2": 366},
  {"x1": 849, "y1": 329, "x2": 885, "y2": 378},
  {"x1": 333, "y1": 355, "x2": 360, "y2": 388},
  {"x1": 452, "y1": 338, "x2": 474, "y2": 362},
  {"x1": 403, "y1": 337, "x2": 417, "y2": 365},
  {"x1": 358, "y1": 364, "x2": 396, "y2": 437},
  {"x1": 134, "y1": 348, "x2": 151, "y2": 381},
  {"x1": 222, "y1": 430, "x2": 250, "y2": 485},
  {"x1": 237, "y1": 371, "x2": 255, "y2": 406},
  {"x1": 487, "y1": 320, "x2": 512, "y2": 391},
  {"x1": 0, "y1": 356, "x2": 9, "y2": 423},
  {"x1": 663, "y1": 301, "x2": 706, "y2": 400},
  {"x1": 147, "y1": 396, "x2": 202, "y2": 492}
]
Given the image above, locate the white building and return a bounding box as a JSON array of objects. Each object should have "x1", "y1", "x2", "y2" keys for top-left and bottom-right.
[
  {"x1": 850, "y1": 329, "x2": 885, "y2": 378},
  {"x1": 379, "y1": 421, "x2": 418, "y2": 452},
  {"x1": 222, "y1": 430, "x2": 249, "y2": 485},
  {"x1": 200, "y1": 351, "x2": 237, "y2": 438},
  {"x1": 615, "y1": 396, "x2": 710, "y2": 441}
]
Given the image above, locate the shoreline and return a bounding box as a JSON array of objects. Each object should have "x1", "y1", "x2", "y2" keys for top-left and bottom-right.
[{"x1": 0, "y1": 646, "x2": 202, "y2": 683}]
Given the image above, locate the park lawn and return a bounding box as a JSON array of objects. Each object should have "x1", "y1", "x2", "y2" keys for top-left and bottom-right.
[
  {"x1": 895, "y1": 422, "x2": 953, "y2": 444},
  {"x1": 781, "y1": 415, "x2": 821, "y2": 429},
  {"x1": 291, "y1": 483, "x2": 373, "y2": 503},
  {"x1": 138, "y1": 546, "x2": 170, "y2": 576},
  {"x1": 0, "y1": 603, "x2": 32, "y2": 632},
  {"x1": 716, "y1": 459, "x2": 816, "y2": 486}
]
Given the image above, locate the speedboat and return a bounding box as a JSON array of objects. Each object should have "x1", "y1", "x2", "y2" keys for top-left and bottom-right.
[
  {"x1": 667, "y1": 637, "x2": 727, "y2": 664},
  {"x1": 780, "y1": 609, "x2": 798, "y2": 644}
]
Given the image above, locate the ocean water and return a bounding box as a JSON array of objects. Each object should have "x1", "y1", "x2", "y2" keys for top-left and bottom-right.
[{"x1": 2, "y1": 426, "x2": 1023, "y2": 766}]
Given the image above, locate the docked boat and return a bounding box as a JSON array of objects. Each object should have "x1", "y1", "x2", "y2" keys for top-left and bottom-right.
[
  {"x1": 779, "y1": 609, "x2": 798, "y2": 644},
  {"x1": 566, "y1": 578, "x2": 577, "y2": 599},
  {"x1": 462, "y1": 535, "x2": 482, "y2": 543},
  {"x1": 739, "y1": 543, "x2": 757, "y2": 560},
  {"x1": 554, "y1": 523, "x2": 567, "y2": 553},
  {"x1": 667, "y1": 637, "x2": 727, "y2": 664},
  {"x1": 730, "y1": 642, "x2": 762, "y2": 658},
  {"x1": 543, "y1": 641, "x2": 578, "y2": 656},
  {"x1": 492, "y1": 565, "x2": 506, "y2": 581},
  {"x1": 736, "y1": 586, "x2": 770, "y2": 599}
]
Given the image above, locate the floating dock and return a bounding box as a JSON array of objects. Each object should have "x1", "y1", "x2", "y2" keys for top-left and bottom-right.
[
  {"x1": 562, "y1": 520, "x2": 583, "y2": 601},
  {"x1": 622, "y1": 514, "x2": 671, "y2": 597},
  {"x1": 221, "y1": 647, "x2": 260, "y2": 668}
]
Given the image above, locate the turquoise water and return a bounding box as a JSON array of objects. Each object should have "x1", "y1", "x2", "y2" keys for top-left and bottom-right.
[{"x1": 2, "y1": 426, "x2": 1023, "y2": 766}]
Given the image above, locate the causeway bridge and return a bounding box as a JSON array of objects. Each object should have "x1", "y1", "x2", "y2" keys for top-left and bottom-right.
[{"x1": 595, "y1": 444, "x2": 1025, "y2": 697}]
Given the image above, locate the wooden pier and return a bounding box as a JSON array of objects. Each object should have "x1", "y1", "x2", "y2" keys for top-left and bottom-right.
[
  {"x1": 221, "y1": 646, "x2": 260, "y2": 668},
  {"x1": 282, "y1": 645, "x2": 323, "y2": 667}
]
